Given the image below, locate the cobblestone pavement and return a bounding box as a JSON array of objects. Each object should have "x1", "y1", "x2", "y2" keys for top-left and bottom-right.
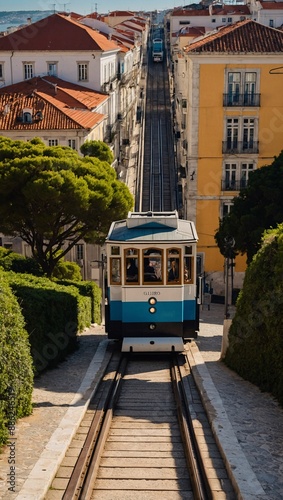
[{"x1": 0, "y1": 306, "x2": 282, "y2": 499}]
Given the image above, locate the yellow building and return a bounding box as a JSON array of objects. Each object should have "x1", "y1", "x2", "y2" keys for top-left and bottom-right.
[{"x1": 174, "y1": 19, "x2": 283, "y2": 294}]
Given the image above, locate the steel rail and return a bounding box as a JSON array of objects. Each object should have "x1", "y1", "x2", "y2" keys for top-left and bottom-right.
[{"x1": 171, "y1": 355, "x2": 212, "y2": 500}]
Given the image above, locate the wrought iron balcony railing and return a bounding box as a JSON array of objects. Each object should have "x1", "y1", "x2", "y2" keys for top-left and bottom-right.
[
  {"x1": 223, "y1": 93, "x2": 260, "y2": 107},
  {"x1": 222, "y1": 141, "x2": 259, "y2": 154},
  {"x1": 221, "y1": 180, "x2": 248, "y2": 191}
]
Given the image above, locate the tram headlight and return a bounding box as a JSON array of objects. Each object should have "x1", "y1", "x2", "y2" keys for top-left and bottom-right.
[
  {"x1": 149, "y1": 323, "x2": 156, "y2": 330},
  {"x1": 149, "y1": 307, "x2": 156, "y2": 314},
  {"x1": 148, "y1": 297, "x2": 157, "y2": 305}
]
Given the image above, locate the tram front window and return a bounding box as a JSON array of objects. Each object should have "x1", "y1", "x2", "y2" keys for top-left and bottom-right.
[
  {"x1": 143, "y1": 249, "x2": 162, "y2": 283},
  {"x1": 125, "y1": 248, "x2": 139, "y2": 284}
]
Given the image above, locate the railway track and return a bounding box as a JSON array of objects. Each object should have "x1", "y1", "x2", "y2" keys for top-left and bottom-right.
[
  {"x1": 48, "y1": 346, "x2": 236, "y2": 499},
  {"x1": 139, "y1": 47, "x2": 177, "y2": 213}
]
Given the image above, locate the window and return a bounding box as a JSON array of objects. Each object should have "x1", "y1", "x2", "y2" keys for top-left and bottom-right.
[
  {"x1": 211, "y1": 18, "x2": 216, "y2": 23},
  {"x1": 78, "y1": 63, "x2": 88, "y2": 81},
  {"x1": 241, "y1": 162, "x2": 254, "y2": 187},
  {"x1": 224, "y1": 117, "x2": 257, "y2": 153},
  {"x1": 143, "y1": 248, "x2": 162, "y2": 283},
  {"x1": 110, "y1": 246, "x2": 121, "y2": 284},
  {"x1": 222, "y1": 202, "x2": 233, "y2": 218},
  {"x1": 227, "y1": 17, "x2": 232, "y2": 22},
  {"x1": 24, "y1": 63, "x2": 34, "y2": 80},
  {"x1": 125, "y1": 248, "x2": 139, "y2": 284},
  {"x1": 269, "y1": 19, "x2": 274, "y2": 27},
  {"x1": 68, "y1": 139, "x2": 76, "y2": 150},
  {"x1": 179, "y1": 21, "x2": 191, "y2": 25},
  {"x1": 184, "y1": 246, "x2": 193, "y2": 284},
  {"x1": 167, "y1": 248, "x2": 180, "y2": 284},
  {"x1": 0, "y1": 63, "x2": 3, "y2": 80},
  {"x1": 23, "y1": 112, "x2": 32, "y2": 123},
  {"x1": 226, "y1": 118, "x2": 239, "y2": 150},
  {"x1": 76, "y1": 244, "x2": 84, "y2": 261},
  {"x1": 48, "y1": 62, "x2": 57, "y2": 76},
  {"x1": 243, "y1": 118, "x2": 255, "y2": 150},
  {"x1": 222, "y1": 18, "x2": 226, "y2": 22},
  {"x1": 223, "y1": 162, "x2": 255, "y2": 190},
  {"x1": 48, "y1": 139, "x2": 58, "y2": 146},
  {"x1": 225, "y1": 70, "x2": 259, "y2": 106}
]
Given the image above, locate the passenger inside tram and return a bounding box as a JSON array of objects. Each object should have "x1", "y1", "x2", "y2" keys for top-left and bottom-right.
[
  {"x1": 168, "y1": 259, "x2": 179, "y2": 281},
  {"x1": 126, "y1": 259, "x2": 138, "y2": 282},
  {"x1": 144, "y1": 258, "x2": 157, "y2": 281}
]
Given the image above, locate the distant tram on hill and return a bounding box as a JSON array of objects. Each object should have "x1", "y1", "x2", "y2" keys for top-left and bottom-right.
[{"x1": 152, "y1": 38, "x2": 164, "y2": 62}]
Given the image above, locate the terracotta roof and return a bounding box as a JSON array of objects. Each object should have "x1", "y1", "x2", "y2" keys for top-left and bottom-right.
[
  {"x1": 260, "y1": 1, "x2": 283, "y2": 9},
  {"x1": 178, "y1": 26, "x2": 206, "y2": 37},
  {"x1": 211, "y1": 5, "x2": 250, "y2": 15},
  {"x1": 0, "y1": 77, "x2": 107, "y2": 131},
  {"x1": 171, "y1": 9, "x2": 210, "y2": 17},
  {"x1": 107, "y1": 11, "x2": 135, "y2": 17},
  {"x1": 185, "y1": 19, "x2": 283, "y2": 53},
  {"x1": 0, "y1": 13, "x2": 120, "y2": 52}
]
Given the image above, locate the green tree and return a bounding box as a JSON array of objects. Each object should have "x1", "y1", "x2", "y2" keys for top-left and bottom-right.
[
  {"x1": 80, "y1": 140, "x2": 114, "y2": 164},
  {"x1": 215, "y1": 151, "x2": 283, "y2": 262},
  {"x1": 0, "y1": 137, "x2": 133, "y2": 277}
]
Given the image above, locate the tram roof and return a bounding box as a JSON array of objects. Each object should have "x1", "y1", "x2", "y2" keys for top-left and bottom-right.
[{"x1": 106, "y1": 211, "x2": 198, "y2": 243}]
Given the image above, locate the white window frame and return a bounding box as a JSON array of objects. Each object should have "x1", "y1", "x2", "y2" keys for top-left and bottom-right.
[
  {"x1": 48, "y1": 139, "x2": 58, "y2": 146},
  {"x1": 225, "y1": 69, "x2": 260, "y2": 96},
  {"x1": 68, "y1": 139, "x2": 76, "y2": 150},
  {"x1": 221, "y1": 201, "x2": 233, "y2": 218},
  {"x1": 223, "y1": 161, "x2": 256, "y2": 190},
  {"x1": 47, "y1": 62, "x2": 58, "y2": 76},
  {"x1": 225, "y1": 117, "x2": 257, "y2": 148},
  {"x1": 23, "y1": 62, "x2": 34, "y2": 80},
  {"x1": 78, "y1": 62, "x2": 88, "y2": 82}
]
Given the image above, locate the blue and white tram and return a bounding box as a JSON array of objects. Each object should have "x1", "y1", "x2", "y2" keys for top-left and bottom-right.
[{"x1": 105, "y1": 211, "x2": 200, "y2": 352}]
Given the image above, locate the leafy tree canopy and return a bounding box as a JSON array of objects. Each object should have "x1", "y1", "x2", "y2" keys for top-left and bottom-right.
[
  {"x1": 0, "y1": 137, "x2": 133, "y2": 277},
  {"x1": 80, "y1": 140, "x2": 114, "y2": 164},
  {"x1": 215, "y1": 151, "x2": 283, "y2": 263}
]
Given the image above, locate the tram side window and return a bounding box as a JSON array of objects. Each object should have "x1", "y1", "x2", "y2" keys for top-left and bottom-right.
[
  {"x1": 143, "y1": 248, "x2": 163, "y2": 283},
  {"x1": 125, "y1": 248, "x2": 139, "y2": 284},
  {"x1": 110, "y1": 246, "x2": 121, "y2": 284},
  {"x1": 184, "y1": 246, "x2": 193, "y2": 283},
  {"x1": 167, "y1": 248, "x2": 180, "y2": 284}
]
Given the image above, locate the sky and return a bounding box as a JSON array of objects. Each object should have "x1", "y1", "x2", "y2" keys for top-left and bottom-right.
[{"x1": 0, "y1": 0, "x2": 179, "y2": 15}]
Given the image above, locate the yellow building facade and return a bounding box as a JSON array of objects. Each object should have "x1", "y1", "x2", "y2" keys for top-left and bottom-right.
[{"x1": 175, "y1": 20, "x2": 283, "y2": 294}]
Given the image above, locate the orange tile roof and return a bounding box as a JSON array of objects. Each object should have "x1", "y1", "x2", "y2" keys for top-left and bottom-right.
[
  {"x1": 0, "y1": 77, "x2": 107, "y2": 131},
  {"x1": 172, "y1": 9, "x2": 211, "y2": 17},
  {"x1": 107, "y1": 11, "x2": 135, "y2": 17},
  {"x1": 260, "y1": 1, "x2": 283, "y2": 9},
  {"x1": 0, "y1": 13, "x2": 120, "y2": 52},
  {"x1": 185, "y1": 19, "x2": 283, "y2": 53}
]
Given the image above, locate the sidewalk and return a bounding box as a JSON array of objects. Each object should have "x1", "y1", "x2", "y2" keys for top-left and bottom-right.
[
  {"x1": 192, "y1": 304, "x2": 283, "y2": 500},
  {"x1": 0, "y1": 306, "x2": 282, "y2": 499}
]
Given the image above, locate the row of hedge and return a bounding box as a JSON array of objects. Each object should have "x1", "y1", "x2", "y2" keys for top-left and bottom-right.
[
  {"x1": 0, "y1": 253, "x2": 102, "y2": 447},
  {"x1": 225, "y1": 224, "x2": 283, "y2": 406},
  {"x1": 0, "y1": 272, "x2": 34, "y2": 446}
]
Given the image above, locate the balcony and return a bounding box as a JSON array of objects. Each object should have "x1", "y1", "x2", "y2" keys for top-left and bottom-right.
[
  {"x1": 223, "y1": 93, "x2": 260, "y2": 107},
  {"x1": 221, "y1": 180, "x2": 248, "y2": 191},
  {"x1": 222, "y1": 141, "x2": 259, "y2": 154}
]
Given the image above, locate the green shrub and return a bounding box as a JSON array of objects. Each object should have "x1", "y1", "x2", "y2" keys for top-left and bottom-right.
[
  {"x1": 52, "y1": 260, "x2": 82, "y2": 281},
  {"x1": 225, "y1": 224, "x2": 283, "y2": 406},
  {"x1": 0, "y1": 272, "x2": 33, "y2": 447},
  {"x1": 6, "y1": 273, "x2": 92, "y2": 374},
  {"x1": 0, "y1": 247, "x2": 42, "y2": 275},
  {"x1": 55, "y1": 279, "x2": 102, "y2": 324}
]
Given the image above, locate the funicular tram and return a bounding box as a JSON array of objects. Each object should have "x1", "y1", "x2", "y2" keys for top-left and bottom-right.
[{"x1": 105, "y1": 211, "x2": 200, "y2": 352}]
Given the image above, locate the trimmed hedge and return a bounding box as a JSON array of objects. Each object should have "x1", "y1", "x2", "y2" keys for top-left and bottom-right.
[
  {"x1": 6, "y1": 273, "x2": 92, "y2": 374},
  {"x1": 225, "y1": 224, "x2": 283, "y2": 406},
  {"x1": 0, "y1": 272, "x2": 33, "y2": 446},
  {"x1": 55, "y1": 279, "x2": 102, "y2": 324},
  {"x1": 0, "y1": 247, "x2": 42, "y2": 275}
]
